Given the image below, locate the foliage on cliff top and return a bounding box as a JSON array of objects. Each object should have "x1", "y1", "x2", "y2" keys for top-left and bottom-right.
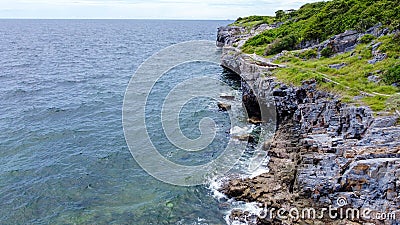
[
  {"x1": 230, "y1": 15, "x2": 274, "y2": 28},
  {"x1": 272, "y1": 33, "x2": 400, "y2": 112},
  {"x1": 238, "y1": 0, "x2": 399, "y2": 55}
]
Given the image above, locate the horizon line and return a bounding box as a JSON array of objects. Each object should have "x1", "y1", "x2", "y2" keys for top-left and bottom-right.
[{"x1": 0, "y1": 17, "x2": 238, "y2": 21}]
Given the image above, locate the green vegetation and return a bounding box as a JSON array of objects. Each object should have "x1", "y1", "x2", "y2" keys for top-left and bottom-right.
[
  {"x1": 320, "y1": 46, "x2": 335, "y2": 58},
  {"x1": 386, "y1": 95, "x2": 400, "y2": 112},
  {"x1": 384, "y1": 64, "x2": 400, "y2": 84},
  {"x1": 231, "y1": 15, "x2": 274, "y2": 28},
  {"x1": 265, "y1": 35, "x2": 297, "y2": 55},
  {"x1": 271, "y1": 34, "x2": 399, "y2": 111},
  {"x1": 359, "y1": 34, "x2": 376, "y2": 43},
  {"x1": 229, "y1": 0, "x2": 400, "y2": 112},
  {"x1": 237, "y1": 0, "x2": 399, "y2": 55},
  {"x1": 297, "y1": 49, "x2": 318, "y2": 60}
]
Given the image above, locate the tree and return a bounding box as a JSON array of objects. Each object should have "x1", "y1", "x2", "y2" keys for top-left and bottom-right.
[{"x1": 275, "y1": 10, "x2": 285, "y2": 21}]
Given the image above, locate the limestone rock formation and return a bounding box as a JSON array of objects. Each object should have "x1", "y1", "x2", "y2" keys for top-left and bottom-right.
[{"x1": 217, "y1": 24, "x2": 400, "y2": 225}]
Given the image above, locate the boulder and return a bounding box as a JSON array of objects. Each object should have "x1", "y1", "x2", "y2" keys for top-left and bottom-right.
[
  {"x1": 217, "y1": 102, "x2": 231, "y2": 111},
  {"x1": 329, "y1": 63, "x2": 347, "y2": 70}
]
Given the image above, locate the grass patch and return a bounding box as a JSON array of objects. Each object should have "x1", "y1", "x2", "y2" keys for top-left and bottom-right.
[
  {"x1": 386, "y1": 95, "x2": 400, "y2": 112},
  {"x1": 230, "y1": 1, "x2": 400, "y2": 112},
  {"x1": 362, "y1": 96, "x2": 388, "y2": 111},
  {"x1": 359, "y1": 34, "x2": 376, "y2": 43},
  {"x1": 271, "y1": 34, "x2": 400, "y2": 111}
]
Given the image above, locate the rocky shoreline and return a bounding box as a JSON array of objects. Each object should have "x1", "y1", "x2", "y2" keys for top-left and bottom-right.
[{"x1": 216, "y1": 25, "x2": 400, "y2": 224}]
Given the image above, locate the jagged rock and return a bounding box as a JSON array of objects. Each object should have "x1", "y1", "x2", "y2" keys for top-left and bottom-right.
[
  {"x1": 371, "y1": 116, "x2": 399, "y2": 128},
  {"x1": 365, "y1": 23, "x2": 390, "y2": 37},
  {"x1": 368, "y1": 53, "x2": 387, "y2": 64},
  {"x1": 217, "y1": 102, "x2": 231, "y2": 111},
  {"x1": 217, "y1": 24, "x2": 275, "y2": 49},
  {"x1": 232, "y1": 134, "x2": 254, "y2": 142},
  {"x1": 220, "y1": 93, "x2": 235, "y2": 100},
  {"x1": 242, "y1": 81, "x2": 262, "y2": 119},
  {"x1": 254, "y1": 23, "x2": 274, "y2": 34},
  {"x1": 216, "y1": 24, "x2": 400, "y2": 225},
  {"x1": 296, "y1": 39, "x2": 320, "y2": 49},
  {"x1": 216, "y1": 26, "x2": 246, "y2": 47},
  {"x1": 371, "y1": 42, "x2": 382, "y2": 51},
  {"x1": 367, "y1": 75, "x2": 381, "y2": 83},
  {"x1": 316, "y1": 30, "x2": 360, "y2": 55},
  {"x1": 247, "y1": 117, "x2": 264, "y2": 124},
  {"x1": 329, "y1": 63, "x2": 347, "y2": 69},
  {"x1": 291, "y1": 24, "x2": 392, "y2": 59}
]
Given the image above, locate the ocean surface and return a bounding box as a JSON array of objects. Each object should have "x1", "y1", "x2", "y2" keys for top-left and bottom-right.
[{"x1": 0, "y1": 19, "x2": 254, "y2": 224}]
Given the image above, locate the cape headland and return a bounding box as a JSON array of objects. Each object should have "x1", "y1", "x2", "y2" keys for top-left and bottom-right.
[{"x1": 216, "y1": 1, "x2": 400, "y2": 224}]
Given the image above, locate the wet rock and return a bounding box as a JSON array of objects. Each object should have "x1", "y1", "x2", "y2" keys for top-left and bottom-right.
[
  {"x1": 232, "y1": 134, "x2": 254, "y2": 142},
  {"x1": 220, "y1": 93, "x2": 235, "y2": 100},
  {"x1": 242, "y1": 81, "x2": 263, "y2": 119},
  {"x1": 247, "y1": 117, "x2": 264, "y2": 124},
  {"x1": 217, "y1": 102, "x2": 231, "y2": 111}
]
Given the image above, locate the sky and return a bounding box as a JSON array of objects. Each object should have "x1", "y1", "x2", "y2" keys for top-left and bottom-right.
[{"x1": 0, "y1": 0, "x2": 323, "y2": 20}]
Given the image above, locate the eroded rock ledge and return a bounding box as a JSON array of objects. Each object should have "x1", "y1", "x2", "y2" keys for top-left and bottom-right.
[{"x1": 217, "y1": 25, "x2": 400, "y2": 225}]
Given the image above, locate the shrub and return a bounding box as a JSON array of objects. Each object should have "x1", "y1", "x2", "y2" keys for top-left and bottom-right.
[
  {"x1": 386, "y1": 95, "x2": 400, "y2": 112},
  {"x1": 393, "y1": 32, "x2": 400, "y2": 44},
  {"x1": 275, "y1": 10, "x2": 286, "y2": 21},
  {"x1": 359, "y1": 34, "x2": 375, "y2": 43},
  {"x1": 320, "y1": 46, "x2": 334, "y2": 58},
  {"x1": 264, "y1": 34, "x2": 298, "y2": 56},
  {"x1": 383, "y1": 64, "x2": 400, "y2": 85},
  {"x1": 245, "y1": 34, "x2": 275, "y2": 47},
  {"x1": 299, "y1": 49, "x2": 318, "y2": 59}
]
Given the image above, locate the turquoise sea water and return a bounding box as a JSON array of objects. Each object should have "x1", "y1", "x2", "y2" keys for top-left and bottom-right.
[{"x1": 0, "y1": 19, "x2": 246, "y2": 224}]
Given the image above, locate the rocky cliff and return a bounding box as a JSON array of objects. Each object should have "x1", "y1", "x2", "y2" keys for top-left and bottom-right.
[{"x1": 217, "y1": 25, "x2": 400, "y2": 225}]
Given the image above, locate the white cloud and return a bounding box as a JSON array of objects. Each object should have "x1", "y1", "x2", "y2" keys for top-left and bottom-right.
[{"x1": 0, "y1": 0, "x2": 323, "y2": 19}]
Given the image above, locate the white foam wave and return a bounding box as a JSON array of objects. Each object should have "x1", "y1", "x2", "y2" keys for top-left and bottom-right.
[
  {"x1": 230, "y1": 125, "x2": 254, "y2": 136},
  {"x1": 208, "y1": 176, "x2": 229, "y2": 201},
  {"x1": 224, "y1": 202, "x2": 264, "y2": 225}
]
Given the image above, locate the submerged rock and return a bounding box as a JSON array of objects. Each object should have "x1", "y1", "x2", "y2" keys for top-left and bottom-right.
[
  {"x1": 217, "y1": 102, "x2": 231, "y2": 111},
  {"x1": 220, "y1": 93, "x2": 235, "y2": 100}
]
